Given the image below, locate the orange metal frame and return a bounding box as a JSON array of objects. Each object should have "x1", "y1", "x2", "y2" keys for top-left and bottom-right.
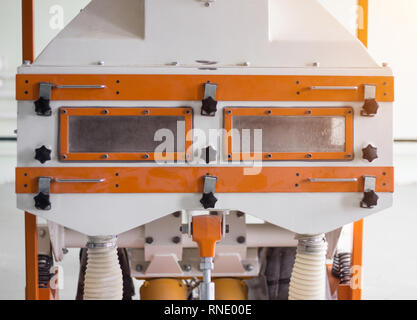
[
  {"x1": 16, "y1": 167, "x2": 394, "y2": 194},
  {"x1": 224, "y1": 107, "x2": 354, "y2": 161},
  {"x1": 16, "y1": 74, "x2": 394, "y2": 102},
  {"x1": 59, "y1": 107, "x2": 193, "y2": 162}
]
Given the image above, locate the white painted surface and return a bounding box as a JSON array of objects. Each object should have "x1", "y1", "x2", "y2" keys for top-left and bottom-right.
[{"x1": 33, "y1": 0, "x2": 378, "y2": 68}]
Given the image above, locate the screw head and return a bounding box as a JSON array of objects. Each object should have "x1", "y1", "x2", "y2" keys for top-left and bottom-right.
[
  {"x1": 237, "y1": 236, "x2": 246, "y2": 244},
  {"x1": 183, "y1": 264, "x2": 192, "y2": 272},
  {"x1": 245, "y1": 264, "x2": 254, "y2": 272},
  {"x1": 145, "y1": 237, "x2": 154, "y2": 244},
  {"x1": 136, "y1": 264, "x2": 143, "y2": 272},
  {"x1": 172, "y1": 236, "x2": 181, "y2": 244}
]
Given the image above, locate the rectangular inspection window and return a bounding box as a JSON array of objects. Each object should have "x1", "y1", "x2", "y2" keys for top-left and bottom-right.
[
  {"x1": 224, "y1": 107, "x2": 353, "y2": 161},
  {"x1": 59, "y1": 107, "x2": 193, "y2": 161}
]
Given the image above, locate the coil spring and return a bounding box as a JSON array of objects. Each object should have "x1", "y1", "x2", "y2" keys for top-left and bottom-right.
[
  {"x1": 332, "y1": 252, "x2": 352, "y2": 284},
  {"x1": 38, "y1": 254, "x2": 54, "y2": 288}
]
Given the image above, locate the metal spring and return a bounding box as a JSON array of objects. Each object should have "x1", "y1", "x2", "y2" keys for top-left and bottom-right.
[
  {"x1": 332, "y1": 252, "x2": 352, "y2": 284},
  {"x1": 38, "y1": 254, "x2": 54, "y2": 288}
]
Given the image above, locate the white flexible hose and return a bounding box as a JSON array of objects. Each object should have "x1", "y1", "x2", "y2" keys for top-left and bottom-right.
[
  {"x1": 289, "y1": 234, "x2": 328, "y2": 300},
  {"x1": 83, "y1": 237, "x2": 123, "y2": 300}
]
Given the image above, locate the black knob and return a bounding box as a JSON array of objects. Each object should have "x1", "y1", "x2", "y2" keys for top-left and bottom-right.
[
  {"x1": 201, "y1": 96, "x2": 218, "y2": 116},
  {"x1": 201, "y1": 146, "x2": 217, "y2": 164},
  {"x1": 200, "y1": 192, "x2": 218, "y2": 209},
  {"x1": 34, "y1": 192, "x2": 51, "y2": 210},
  {"x1": 361, "y1": 190, "x2": 379, "y2": 208},
  {"x1": 34, "y1": 97, "x2": 52, "y2": 116},
  {"x1": 35, "y1": 145, "x2": 52, "y2": 164},
  {"x1": 362, "y1": 99, "x2": 379, "y2": 116},
  {"x1": 362, "y1": 144, "x2": 378, "y2": 162}
]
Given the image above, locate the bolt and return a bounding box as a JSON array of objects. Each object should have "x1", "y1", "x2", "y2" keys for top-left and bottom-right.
[
  {"x1": 145, "y1": 237, "x2": 154, "y2": 244},
  {"x1": 23, "y1": 60, "x2": 31, "y2": 66},
  {"x1": 267, "y1": 154, "x2": 272, "y2": 159},
  {"x1": 144, "y1": 154, "x2": 150, "y2": 159},
  {"x1": 62, "y1": 248, "x2": 69, "y2": 255},
  {"x1": 172, "y1": 236, "x2": 181, "y2": 244},
  {"x1": 98, "y1": 60, "x2": 105, "y2": 66},
  {"x1": 183, "y1": 264, "x2": 192, "y2": 272},
  {"x1": 103, "y1": 154, "x2": 109, "y2": 159},
  {"x1": 245, "y1": 264, "x2": 254, "y2": 272},
  {"x1": 136, "y1": 264, "x2": 143, "y2": 272},
  {"x1": 205, "y1": 2, "x2": 211, "y2": 7},
  {"x1": 306, "y1": 154, "x2": 312, "y2": 159},
  {"x1": 237, "y1": 236, "x2": 246, "y2": 244},
  {"x1": 313, "y1": 62, "x2": 320, "y2": 67},
  {"x1": 243, "y1": 61, "x2": 251, "y2": 67},
  {"x1": 169, "y1": 61, "x2": 179, "y2": 66},
  {"x1": 61, "y1": 155, "x2": 67, "y2": 160}
]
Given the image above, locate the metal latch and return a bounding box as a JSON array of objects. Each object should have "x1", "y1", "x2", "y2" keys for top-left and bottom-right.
[
  {"x1": 200, "y1": 175, "x2": 218, "y2": 209},
  {"x1": 201, "y1": 82, "x2": 218, "y2": 116},
  {"x1": 35, "y1": 83, "x2": 106, "y2": 116},
  {"x1": 361, "y1": 85, "x2": 379, "y2": 116},
  {"x1": 360, "y1": 176, "x2": 379, "y2": 208},
  {"x1": 34, "y1": 177, "x2": 106, "y2": 210},
  {"x1": 35, "y1": 83, "x2": 54, "y2": 116},
  {"x1": 34, "y1": 177, "x2": 52, "y2": 210}
]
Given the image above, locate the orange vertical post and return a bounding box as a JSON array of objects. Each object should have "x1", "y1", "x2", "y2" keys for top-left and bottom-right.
[
  {"x1": 22, "y1": 0, "x2": 35, "y2": 63},
  {"x1": 357, "y1": 0, "x2": 369, "y2": 47},
  {"x1": 22, "y1": 0, "x2": 38, "y2": 300},
  {"x1": 25, "y1": 212, "x2": 39, "y2": 300}
]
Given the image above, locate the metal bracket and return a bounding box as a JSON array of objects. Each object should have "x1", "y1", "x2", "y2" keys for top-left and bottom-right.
[
  {"x1": 203, "y1": 175, "x2": 217, "y2": 194},
  {"x1": 38, "y1": 177, "x2": 52, "y2": 195},
  {"x1": 204, "y1": 82, "x2": 217, "y2": 100},
  {"x1": 200, "y1": 175, "x2": 218, "y2": 209},
  {"x1": 363, "y1": 175, "x2": 376, "y2": 193},
  {"x1": 361, "y1": 176, "x2": 379, "y2": 208},
  {"x1": 364, "y1": 85, "x2": 377, "y2": 100},
  {"x1": 201, "y1": 82, "x2": 218, "y2": 116},
  {"x1": 39, "y1": 83, "x2": 53, "y2": 100},
  {"x1": 361, "y1": 85, "x2": 379, "y2": 117}
]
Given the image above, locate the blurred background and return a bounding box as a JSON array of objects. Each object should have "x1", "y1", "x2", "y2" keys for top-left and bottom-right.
[{"x1": 0, "y1": 0, "x2": 416, "y2": 299}]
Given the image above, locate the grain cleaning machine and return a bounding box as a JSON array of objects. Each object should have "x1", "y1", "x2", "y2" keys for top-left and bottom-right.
[{"x1": 16, "y1": 0, "x2": 394, "y2": 300}]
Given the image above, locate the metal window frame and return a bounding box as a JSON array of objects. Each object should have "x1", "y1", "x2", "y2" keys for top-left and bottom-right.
[
  {"x1": 59, "y1": 107, "x2": 193, "y2": 162},
  {"x1": 224, "y1": 107, "x2": 354, "y2": 161}
]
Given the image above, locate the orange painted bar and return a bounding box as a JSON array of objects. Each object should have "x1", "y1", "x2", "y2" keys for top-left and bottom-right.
[
  {"x1": 16, "y1": 166, "x2": 394, "y2": 194},
  {"x1": 22, "y1": 0, "x2": 35, "y2": 63},
  {"x1": 25, "y1": 212, "x2": 39, "y2": 300},
  {"x1": 16, "y1": 74, "x2": 394, "y2": 102}
]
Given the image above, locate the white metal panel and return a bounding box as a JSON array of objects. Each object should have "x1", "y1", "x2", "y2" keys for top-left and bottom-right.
[
  {"x1": 33, "y1": 0, "x2": 379, "y2": 68},
  {"x1": 17, "y1": 192, "x2": 392, "y2": 236},
  {"x1": 17, "y1": 101, "x2": 394, "y2": 167}
]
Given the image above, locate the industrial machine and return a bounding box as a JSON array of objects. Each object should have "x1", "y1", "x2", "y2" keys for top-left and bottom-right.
[{"x1": 16, "y1": 0, "x2": 394, "y2": 300}]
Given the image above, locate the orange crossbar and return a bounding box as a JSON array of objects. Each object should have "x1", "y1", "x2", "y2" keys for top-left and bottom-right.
[
  {"x1": 16, "y1": 74, "x2": 394, "y2": 102},
  {"x1": 16, "y1": 167, "x2": 394, "y2": 194}
]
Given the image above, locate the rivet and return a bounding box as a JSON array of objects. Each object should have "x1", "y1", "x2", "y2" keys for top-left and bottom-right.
[{"x1": 237, "y1": 236, "x2": 246, "y2": 244}]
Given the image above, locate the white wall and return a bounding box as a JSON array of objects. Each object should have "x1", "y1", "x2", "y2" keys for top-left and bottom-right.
[{"x1": 368, "y1": 0, "x2": 417, "y2": 139}]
